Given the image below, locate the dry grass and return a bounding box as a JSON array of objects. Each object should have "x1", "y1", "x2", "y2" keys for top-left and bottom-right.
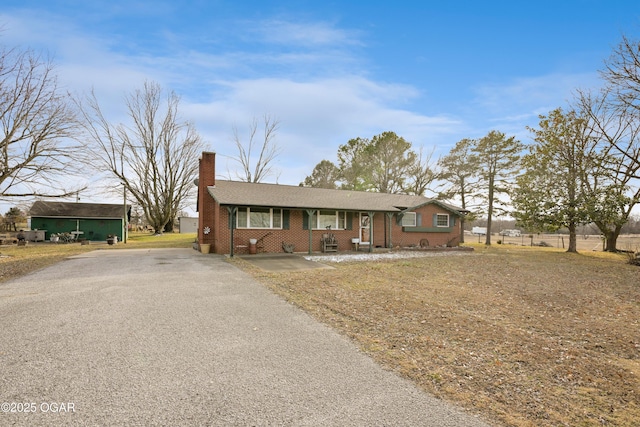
[
  {"x1": 487, "y1": 233, "x2": 640, "y2": 253},
  {"x1": 0, "y1": 242, "x2": 95, "y2": 282},
  {"x1": 232, "y1": 244, "x2": 640, "y2": 427},
  {"x1": 0, "y1": 232, "x2": 196, "y2": 283}
]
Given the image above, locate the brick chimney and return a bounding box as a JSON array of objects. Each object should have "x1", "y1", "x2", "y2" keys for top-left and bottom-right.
[{"x1": 198, "y1": 152, "x2": 216, "y2": 251}]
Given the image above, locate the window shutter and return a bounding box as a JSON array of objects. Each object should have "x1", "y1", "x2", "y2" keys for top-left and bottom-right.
[
  {"x1": 346, "y1": 212, "x2": 353, "y2": 230},
  {"x1": 302, "y1": 211, "x2": 309, "y2": 230},
  {"x1": 449, "y1": 216, "x2": 456, "y2": 227},
  {"x1": 432, "y1": 213, "x2": 438, "y2": 226},
  {"x1": 283, "y1": 210, "x2": 290, "y2": 230},
  {"x1": 396, "y1": 213, "x2": 403, "y2": 226},
  {"x1": 416, "y1": 213, "x2": 422, "y2": 227}
]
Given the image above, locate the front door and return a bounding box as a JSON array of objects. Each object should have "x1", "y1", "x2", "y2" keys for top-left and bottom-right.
[{"x1": 360, "y1": 213, "x2": 371, "y2": 245}]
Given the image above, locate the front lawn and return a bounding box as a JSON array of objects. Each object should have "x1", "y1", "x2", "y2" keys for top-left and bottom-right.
[{"x1": 234, "y1": 245, "x2": 640, "y2": 427}]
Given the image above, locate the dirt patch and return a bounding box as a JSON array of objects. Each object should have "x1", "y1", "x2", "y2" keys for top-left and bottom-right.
[{"x1": 232, "y1": 245, "x2": 640, "y2": 427}]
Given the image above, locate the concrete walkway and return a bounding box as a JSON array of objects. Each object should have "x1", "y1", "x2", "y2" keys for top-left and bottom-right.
[
  {"x1": 0, "y1": 248, "x2": 491, "y2": 426},
  {"x1": 239, "y1": 253, "x2": 335, "y2": 272}
]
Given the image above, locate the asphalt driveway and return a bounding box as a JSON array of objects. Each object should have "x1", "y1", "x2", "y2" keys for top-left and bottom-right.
[{"x1": 0, "y1": 248, "x2": 491, "y2": 426}]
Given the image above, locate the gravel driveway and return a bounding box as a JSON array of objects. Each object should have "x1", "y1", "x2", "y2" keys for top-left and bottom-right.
[{"x1": 0, "y1": 248, "x2": 490, "y2": 426}]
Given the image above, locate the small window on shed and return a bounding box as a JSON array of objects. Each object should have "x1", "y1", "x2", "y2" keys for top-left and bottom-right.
[
  {"x1": 436, "y1": 213, "x2": 449, "y2": 227},
  {"x1": 401, "y1": 212, "x2": 417, "y2": 227}
]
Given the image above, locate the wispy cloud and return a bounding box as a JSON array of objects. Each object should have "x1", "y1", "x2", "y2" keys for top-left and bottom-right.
[
  {"x1": 473, "y1": 72, "x2": 600, "y2": 115},
  {"x1": 250, "y1": 19, "x2": 364, "y2": 48},
  {"x1": 0, "y1": 7, "x2": 467, "y2": 191},
  {"x1": 180, "y1": 74, "x2": 463, "y2": 184},
  {"x1": 462, "y1": 71, "x2": 603, "y2": 142}
]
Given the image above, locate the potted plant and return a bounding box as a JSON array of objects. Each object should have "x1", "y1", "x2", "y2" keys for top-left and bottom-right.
[{"x1": 106, "y1": 234, "x2": 117, "y2": 245}]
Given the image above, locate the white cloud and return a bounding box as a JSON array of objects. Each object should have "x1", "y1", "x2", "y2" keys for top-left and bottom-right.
[
  {"x1": 473, "y1": 72, "x2": 600, "y2": 116},
  {"x1": 17, "y1": 10, "x2": 458, "y2": 187},
  {"x1": 457, "y1": 71, "x2": 603, "y2": 143},
  {"x1": 180, "y1": 76, "x2": 463, "y2": 185},
  {"x1": 250, "y1": 19, "x2": 363, "y2": 48},
  {"x1": 5, "y1": 7, "x2": 587, "y2": 212}
]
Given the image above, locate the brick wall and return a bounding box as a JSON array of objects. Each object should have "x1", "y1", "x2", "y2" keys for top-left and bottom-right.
[
  {"x1": 214, "y1": 209, "x2": 361, "y2": 254},
  {"x1": 210, "y1": 206, "x2": 461, "y2": 255},
  {"x1": 197, "y1": 152, "x2": 217, "y2": 251},
  {"x1": 388, "y1": 204, "x2": 462, "y2": 248},
  {"x1": 197, "y1": 151, "x2": 461, "y2": 254}
]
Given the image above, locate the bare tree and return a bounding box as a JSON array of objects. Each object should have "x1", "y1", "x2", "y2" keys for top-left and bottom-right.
[
  {"x1": 602, "y1": 35, "x2": 640, "y2": 117},
  {"x1": 229, "y1": 115, "x2": 281, "y2": 182},
  {"x1": 404, "y1": 145, "x2": 437, "y2": 196},
  {"x1": 0, "y1": 46, "x2": 84, "y2": 200},
  {"x1": 575, "y1": 88, "x2": 640, "y2": 251},
  {"x1": 576, "y1": 34, "x2": 640, "y2": 250},
  {"x1": 77, "y1": 81, "x2": 205, "y2": 233}
]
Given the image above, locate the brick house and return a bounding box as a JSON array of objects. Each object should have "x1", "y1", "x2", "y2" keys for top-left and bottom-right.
[{"x1": 197, "y1": 152, "x2": 467, "y2": 255}]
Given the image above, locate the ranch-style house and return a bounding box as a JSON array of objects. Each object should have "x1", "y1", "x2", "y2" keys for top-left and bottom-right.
[{"x1": 196, "y1": 152, "x2": 467, "y2": 255}]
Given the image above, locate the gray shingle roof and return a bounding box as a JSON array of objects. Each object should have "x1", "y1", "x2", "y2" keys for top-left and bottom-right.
[
  {"x1": 207, "y1": 180, "x2": 462, "y2": 213},
  {"x1": 29, "y1": 201, "x2": 127, "y2": 219}
]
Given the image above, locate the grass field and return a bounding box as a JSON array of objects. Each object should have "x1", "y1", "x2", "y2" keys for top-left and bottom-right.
[
  {"x1": 232, "y1": 244, "x2": 640, "y2": 427},
  {"x1": 471, "y1": 233, "x2": 640, "y2": 253}
]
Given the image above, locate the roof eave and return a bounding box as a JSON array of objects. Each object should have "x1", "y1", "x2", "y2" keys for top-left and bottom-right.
[
  {"x1": 209, "y1": 201, "x2": 400, "y2": 214},
  {"x1": 400, "y1": 199, "x2": 464, "y2": 215}
]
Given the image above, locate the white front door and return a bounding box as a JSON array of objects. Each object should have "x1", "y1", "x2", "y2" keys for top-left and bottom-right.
[{"x1": 360, "y1": 213, "x2": 371, "y2": 245}]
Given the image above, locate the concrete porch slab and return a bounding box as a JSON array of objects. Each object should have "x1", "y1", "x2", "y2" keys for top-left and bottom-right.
[{"x1": 237, "y1": 253, "x2": 334, "y2": 272}]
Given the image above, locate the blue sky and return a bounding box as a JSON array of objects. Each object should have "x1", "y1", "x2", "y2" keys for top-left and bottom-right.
[{"x1": 1, "y1": 0, "x2": 639, "y2": 213}]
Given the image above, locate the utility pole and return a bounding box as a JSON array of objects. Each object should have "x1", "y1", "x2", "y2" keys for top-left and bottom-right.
[{"x1": 123, "y1": 185, "x2": 127, "y2": 243}]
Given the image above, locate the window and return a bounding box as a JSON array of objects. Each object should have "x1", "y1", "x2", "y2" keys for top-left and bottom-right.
[
  {"x1": 401, "y1": 212, "x2": 417, "y2": 227},
  {"x1": 311, "y1": 210, "x2": 346, "y2": 229},
  {"x1": 318, "y1": 210, "x2": 336, "y2": 229},
  {"x1": 250, "y1": 208, "x2": 270, "y2": 228},
  {"x1": 337, "y1": 211, "x2": 346, "y2": 229},
  {"x1": 272, "y1": 210, "x2": 282, "y2": 228},
  {"x1": 237, "y1": 207, "x2": 282, "y2": 229},
  {"x1": 436, "y1": 213, "x2": 449, "y2": 227}
]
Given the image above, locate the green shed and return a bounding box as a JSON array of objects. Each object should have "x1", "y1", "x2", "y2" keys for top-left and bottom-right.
[{"x1": 29, "y1": 201, "x2": 130, "y2": 242}]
